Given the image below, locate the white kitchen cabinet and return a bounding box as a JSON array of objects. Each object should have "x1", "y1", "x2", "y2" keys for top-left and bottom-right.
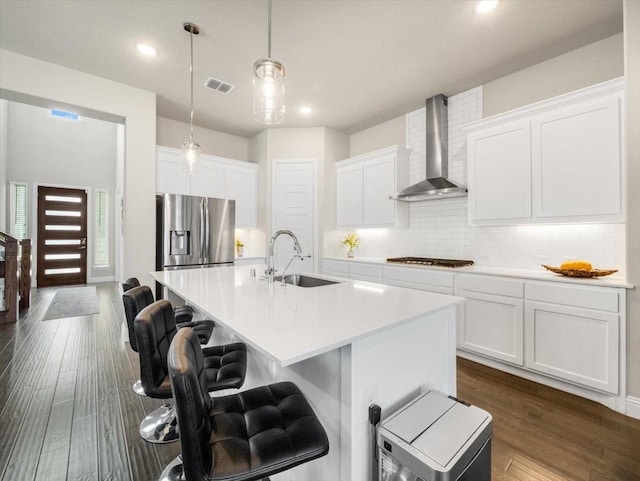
[
  {"x1": 322, "y1": 259, "x2": 349, "y2": 279},
  {"x1": 382, "y1": 265, "x2": 454, "y2": 295},
  {"x1": 321, "y1": 259, "x2": 382, "y2": 283},
  {"x1": 467, "y1": 121, "x2": 531, "y2": 222},
  {"x1": 464, "y1": 78, "x2": 623, "y2": 225},
  {"x1": 348, "y1": 263, "x2": 383, "y2": 283},
  {"x1": 336, "y1": 163, "x2": 364, "y2": 226},
  {"x1": 531, "y1": 96, "x2": 622, "y2": 221},
  {"x1": 190, "y1": 160, "x2": 226, "y2": 199},
  {"x1": 225, "y1": 164, "x2": 258, "y2": 228},
  {"x1": 524, "y1": 281, "x2": 620, "y2": 394},
  {"x1": 157, "y1": 153, "x2": 190, "y2": 195},
  {"x1": 455, "y1": 274, "x2": 524, "y2": 366},
  {"x1": 156, "y1": 146, "x2": 259, "y2": 228},
  {"x1": 335, "y1": 145, "x2": 409, "y2": 228}
]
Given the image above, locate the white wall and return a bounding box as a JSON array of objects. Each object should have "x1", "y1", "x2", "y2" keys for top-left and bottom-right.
[
  {"x1": 6, "y1": 101, "x2": 117, "y2": 279},
  {"x1": 623, "y1": 0, "x2": 640, "y2": 402},
  {"x1": 484, "y1": 33, "x2": 624, "y2": 117},
  {"x1": 349, "y1": 115, "x2": 405, "y2": 158},
  {"x1": 0, "y1": 99, "x2": 7, "y2": 231},
  {"x1": 157, "y1": 116, "x2": 251, "y2": 162},
  {"x1": 0, "y1": 49, "x2": 156, "y2": 284}
]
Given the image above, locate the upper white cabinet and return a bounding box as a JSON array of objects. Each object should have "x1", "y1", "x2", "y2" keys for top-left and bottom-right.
[
  {"x1": 156, "y1": 147, "x2": 259, "y2": 228},
  {"x1": 335, "y1": 145, "x2": 409, "y2": 228},
  {"x1": 467, "y1": 122, "x2": 532, "y2": 222},
  {"x1": 465, "y1": 78, "x2": 623, "y2": 225}
]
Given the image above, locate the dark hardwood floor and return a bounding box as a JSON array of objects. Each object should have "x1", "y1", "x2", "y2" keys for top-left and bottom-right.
[
  {"x1": 457, "y1": 357, "x2": 640, "y2": 481},
  {"x1": 0, "y1": 282, "x2": 638, "y2": 481}
]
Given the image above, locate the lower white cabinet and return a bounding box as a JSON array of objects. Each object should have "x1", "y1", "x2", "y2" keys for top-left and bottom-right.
[
  {"x1": 382, "y1": 265, "x2": 453, "y2": 295},
  {"x1": 457, "y1": 290, "x2": 524, "y2": 366},
  {"x1": 321, "y1": 259, "x2": 382, "y2": 283},
  {"x1": 524, "y1": 281, "x2": 621, "y2": 394},
  {"x1": 455, "y1": 274, "x2": 524, "y2": 366},
  {"x1": 348, "y1": 263, "x2": 383, "y2": 283},
  {"x1": 322, "y1": 259, "x2": 627, "y2": 409}
]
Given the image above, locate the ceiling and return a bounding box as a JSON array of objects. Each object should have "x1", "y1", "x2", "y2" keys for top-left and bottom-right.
[{"x1": 0, "y1": 0, "x2": 623, "y2": 138}]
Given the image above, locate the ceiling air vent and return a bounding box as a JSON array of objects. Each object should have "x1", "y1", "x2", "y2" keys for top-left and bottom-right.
[{"x1": 204, "y1": 77, "x2": 235, "y2": 94}]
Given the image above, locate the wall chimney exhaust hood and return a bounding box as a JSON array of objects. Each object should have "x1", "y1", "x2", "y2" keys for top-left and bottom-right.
[{"x1": 390, "y1": 94, "x2": 468, "y2": 202}]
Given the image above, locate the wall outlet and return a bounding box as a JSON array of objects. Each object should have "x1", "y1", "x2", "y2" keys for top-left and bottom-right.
[{"x1": 363, "y1": 384, "x2": 378, "y2": 412}]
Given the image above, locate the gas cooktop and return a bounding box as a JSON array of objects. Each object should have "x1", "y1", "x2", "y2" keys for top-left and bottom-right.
[{"x1": 386, "y1": 257, "x2": 474, "y2": 268}]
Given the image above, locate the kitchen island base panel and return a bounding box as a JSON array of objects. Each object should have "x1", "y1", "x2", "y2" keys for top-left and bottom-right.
[
  {"x1": 341, "y1": 307, "x2": 457, "y2": 481},
  {"x1": 191, "y1": 305, "x2": 457, "y2": 481}
]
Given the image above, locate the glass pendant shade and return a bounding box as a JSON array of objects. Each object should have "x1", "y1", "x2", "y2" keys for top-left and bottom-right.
[
  {"x1": 253, "y1": 59, "x2": 285, "y2": 124},
  {"x1": 182, "y1": 139, "x2": 201, "y2": 174}
]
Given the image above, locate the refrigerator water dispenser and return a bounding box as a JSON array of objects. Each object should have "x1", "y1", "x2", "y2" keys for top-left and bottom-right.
[{"x1": 170, "y1": 230, "x2": 190, "y2": 256}]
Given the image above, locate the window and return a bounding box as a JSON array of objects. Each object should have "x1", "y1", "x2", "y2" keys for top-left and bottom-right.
[
  {"x1": 9, "y1": 182, "x2": 28, "y2": 240},
  {"x1": 94, "y1": 189, "x2": 109, "y2": 267}
]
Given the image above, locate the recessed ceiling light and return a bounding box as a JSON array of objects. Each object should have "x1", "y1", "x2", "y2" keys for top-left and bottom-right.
[
  {"x1": 136, "y1": 43, "x2": 158, "y2": 57},
  {"x1": 474, "y1": 0, "x2": 500, "y2": 14},
  {"x1": 299, "y1": 106, "x2": 312, "y2": 116}
]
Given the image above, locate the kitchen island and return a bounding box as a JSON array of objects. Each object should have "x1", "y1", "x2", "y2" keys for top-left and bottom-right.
[{"x1": 151, "y1": 264, "x2": 464, "y2": 481}]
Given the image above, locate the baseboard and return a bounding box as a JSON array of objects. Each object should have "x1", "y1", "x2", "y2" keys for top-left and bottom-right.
[{"x1": 626, "y1": 396, "x2": 640, "y2": 420}]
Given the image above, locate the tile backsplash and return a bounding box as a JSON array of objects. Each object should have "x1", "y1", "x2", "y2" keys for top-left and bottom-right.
[{"x1": 338, "y1": 86, "x2": 626, "y2": 273}]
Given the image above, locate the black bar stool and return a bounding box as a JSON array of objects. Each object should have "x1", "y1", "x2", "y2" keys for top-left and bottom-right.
[
  {"x1": 160, "y1": 326, "x2": 329, "y2": 481},
  {"x1": 134, "y1": 300, "x2": 247, "y2": 444}
]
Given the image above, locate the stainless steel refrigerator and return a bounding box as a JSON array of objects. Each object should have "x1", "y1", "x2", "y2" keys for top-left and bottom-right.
[{"x1": 156, "y1": 194, "x2": 235, "y2": 272}]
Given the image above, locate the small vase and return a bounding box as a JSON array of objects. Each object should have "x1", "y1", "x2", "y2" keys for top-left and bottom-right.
[
  {"x1": 347, "y1": 249, "x2": 354, "y2": 258},
  {"x1": 236, "y1": 246, "x2": 243, "y2": 257}
]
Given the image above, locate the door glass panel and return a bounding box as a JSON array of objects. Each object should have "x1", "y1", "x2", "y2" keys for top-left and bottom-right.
[
  {"x1": 45, "y1": 239, "x2": 81, "y2": 245},
  {"x1": 45, "y1": 225, "x2": 81, "y2": 231},
  {"x1": 45, "y1": 254, "x2": 81, "y2": 260},
  {"x1": 45, "y1": 267, "x2": 82, "y2": 274},
  {"x1": 45, "y1": 210, "x2": 81, "y2": 217},
  {"x1": 45, "y1": 195, "x2": 81, "y2": 203}
]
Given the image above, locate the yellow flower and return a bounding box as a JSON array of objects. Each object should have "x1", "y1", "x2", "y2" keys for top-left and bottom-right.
[
  {"x1": 342, "y1": 233, "x2": 360, "y2": 249},
  {"x1": 235, "y1": 239, "x2": 244, "y2": 247}
]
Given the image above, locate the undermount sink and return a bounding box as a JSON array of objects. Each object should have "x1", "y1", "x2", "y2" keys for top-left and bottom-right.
[{"x1": 274, "y1": 274, "x2": 340, "y2": 288}]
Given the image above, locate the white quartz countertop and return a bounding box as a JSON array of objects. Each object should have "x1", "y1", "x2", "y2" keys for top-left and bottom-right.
[
  {"x1": 324, "y1": 257, "x2": 633, "y2": 289},
  {"x1": 151, "y1": 264, "x2": 463, "y2": 366}
]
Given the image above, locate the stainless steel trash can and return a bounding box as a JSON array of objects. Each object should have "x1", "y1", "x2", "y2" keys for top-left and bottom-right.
[{"x1": 378, "y1": 390, "x2": 492, "y2": 481}]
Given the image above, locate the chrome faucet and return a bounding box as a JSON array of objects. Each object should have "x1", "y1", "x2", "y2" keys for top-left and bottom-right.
[
  {"x1": 280, "y1": 254, "x2": 304, "y2": 286},
  {"x1": 266, "y1": 230, "x2": 302, "y2": 284}
]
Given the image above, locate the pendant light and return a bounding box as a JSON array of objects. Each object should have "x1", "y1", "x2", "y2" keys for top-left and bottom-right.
[
  {"x1": 182, "y1": 22, "x2": 201, "y2": 174},
  {"x1": 253, "y1": 0, "x2": 285, "y2": 124}
]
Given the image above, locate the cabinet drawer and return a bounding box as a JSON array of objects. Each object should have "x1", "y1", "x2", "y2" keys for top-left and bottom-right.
[
  {"x1": 525, "y1": 281, "x2": 619, "y2": 313},
  {"x1": 456, "y1": 274, "x2": 523, "y2": 298},
  {"x1": 383, "y1": 265, "x2": 454, "y2": 289},
  {"x1": 349, "y1": 263, "x2": 383, "y2": 283},
  {"x1": 322, "y1": 259, "x2": 348, "y2": 277}
]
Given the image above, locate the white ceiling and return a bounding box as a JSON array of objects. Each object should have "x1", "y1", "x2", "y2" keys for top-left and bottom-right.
[{"x1": 0, "y1": 0, "x2": 623, "y2": 138}]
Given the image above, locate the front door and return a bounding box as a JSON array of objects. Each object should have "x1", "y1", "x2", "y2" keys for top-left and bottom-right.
[{"x1": 37, "y1": 186, "x2": 88, "y2": 287}]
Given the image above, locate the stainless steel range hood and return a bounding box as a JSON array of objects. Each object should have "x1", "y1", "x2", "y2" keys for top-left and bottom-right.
[{"x1": 390, "y1": 94, "x2": 468, "y2": 202}]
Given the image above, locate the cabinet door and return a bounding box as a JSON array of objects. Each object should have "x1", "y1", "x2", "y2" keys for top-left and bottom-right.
[
  {"x1": 468, "y1": 122, "x2": 531, "y2": 222},
  {"x1": 322, "y1": 259, "x2": 349, "y2": 278},
  {"x1": 531, "y1": 97, "x2": 622, "y2": 220},
  {"x1": 456, "y1": 289, "x2": 524, "y2": 366},
  {"x1": 348, "y1": 263, "x2": 383, "y2": 283},
  {"x1": 525, "y1": 301, "x2": 619, "y2": 394},
  {"x1": 336, "y1": 164, "x2": 363, "y2": 227},
  {"x1": 226, "y1": 166, "x2": 258, "y2": 228},
  {"x1": 190, "y1": 160, "x2": 226, "y2": 199},
  {"x1": 157, "y1": 158, "x2": 190, "y2": 195},
  {"x1": 363, "y1": 156, "x2": 395, "y2": 225}
]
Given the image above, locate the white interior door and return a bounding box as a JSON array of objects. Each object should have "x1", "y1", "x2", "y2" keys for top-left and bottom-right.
[{"x1": 272, "y1": 159, "x2": 316, "y2": 275}]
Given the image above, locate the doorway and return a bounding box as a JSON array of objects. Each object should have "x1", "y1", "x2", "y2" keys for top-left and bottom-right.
[
  {"x1": 36, "y1": 185, "x2": 88, "y2": 287},
  {"x1": 271, "y1": 159, "x2": 316, "y2": 275}
]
